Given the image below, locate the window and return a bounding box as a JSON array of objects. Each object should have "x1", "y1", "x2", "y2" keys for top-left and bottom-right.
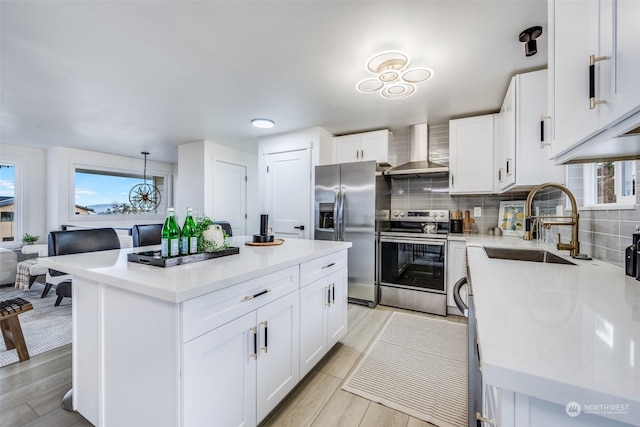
[
  {"x1": 74, "y1": 167, "x2": 167, "y2": 216},
  {"x1": 583, "y1": 161, "x2": 636, "y2": 207},
  {"x1": 0, "y1": 163, "x2": 16, "y2": 242}
]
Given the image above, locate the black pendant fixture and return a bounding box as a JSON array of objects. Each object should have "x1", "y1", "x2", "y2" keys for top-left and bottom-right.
[
  {"x1": 519, "y1": 26, "x2": 543, "y2": 57},
  {"x1": 129, "y1": 152, "x2": 161, "y2": 212}
]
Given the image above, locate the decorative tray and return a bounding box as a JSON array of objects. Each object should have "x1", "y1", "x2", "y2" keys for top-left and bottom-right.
[{"x1": 127, "y1": 247, "x2": 240, "y2": 267}]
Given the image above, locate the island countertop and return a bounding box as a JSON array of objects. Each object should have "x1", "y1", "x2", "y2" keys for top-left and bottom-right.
[
  {"x1": 462, "y1": 235, "x2": 640, "y2": 424},
  {"x1": 38, "y1": 236, "x2": 352, "y2": 303}
]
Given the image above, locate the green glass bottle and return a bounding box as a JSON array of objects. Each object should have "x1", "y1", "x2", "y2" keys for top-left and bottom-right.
[
  {"x1": 180, "y1": 208, "x2": 198, "y2": 255},
  {"x1": 161, "y1": 207, "x2": 181, "y2": 258}
]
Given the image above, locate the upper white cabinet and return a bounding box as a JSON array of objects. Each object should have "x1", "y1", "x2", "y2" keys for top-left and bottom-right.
[
  {"x1": 547, "y1": 0, "x2": 640, "y2": 160},
  {"x1": 449, "y1": 114, "x2": 495, "y2": 194},
  {"x1": 495, "y1": 70, "x2": 565, "y2": 192},
  {"x1": 335, "y1": 129, "x2": 390, "y2": 164}
]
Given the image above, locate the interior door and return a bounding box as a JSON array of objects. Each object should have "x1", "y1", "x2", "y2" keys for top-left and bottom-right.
[
  {"x1": 266, "y1": 149, "x2": 311, "y2": 239},
  {"x1": 213, "y1": 160, "x2": 247, "y2": 236}
]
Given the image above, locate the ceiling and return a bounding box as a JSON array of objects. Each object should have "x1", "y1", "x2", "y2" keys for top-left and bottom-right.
[{"x1": 0, "y1": 1, "x2": 548, "y2": 163}]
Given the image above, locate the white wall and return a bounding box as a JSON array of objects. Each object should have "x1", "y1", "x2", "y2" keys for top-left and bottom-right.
[
  {"x1": 176, "y1": 140, "x2": 259, "y2": 235},
  {"x1": 46, "y1": 146, "x2": 176, "y2": 231},
  {"x1": 0, "y1": 144, "x2": 47, "y2": 246}
]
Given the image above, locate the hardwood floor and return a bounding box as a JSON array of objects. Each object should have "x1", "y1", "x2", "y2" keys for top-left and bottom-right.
[{"x1": 0, "y1": 304, "x2": 466, "y2": 427}]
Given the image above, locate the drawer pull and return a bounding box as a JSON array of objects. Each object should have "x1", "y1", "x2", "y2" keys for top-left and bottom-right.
[
  {"x1": 244, "y1": 288, "x2": 272, "y2": 301},
  {"x1": 321, "y1": 262, "x2": 336, "y2": 270},
  {"x1": 250, "y1": 327, "x2": 257, "y2": 360}
]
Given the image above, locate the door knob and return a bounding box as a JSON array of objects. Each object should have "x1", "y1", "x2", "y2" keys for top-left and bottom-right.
[{"x1": 294, "y1": 225, "x2": 305, "y2": 230}]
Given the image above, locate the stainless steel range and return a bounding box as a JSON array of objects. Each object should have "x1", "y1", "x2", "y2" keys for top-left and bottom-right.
[{"x1": 378, "y1": 209, "x2": 449, "y2": 315}]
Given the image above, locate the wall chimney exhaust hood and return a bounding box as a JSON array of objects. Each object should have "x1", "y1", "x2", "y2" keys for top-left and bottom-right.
[{"x1": 385, "y1": 123, "x2": 448, "y2": 176}]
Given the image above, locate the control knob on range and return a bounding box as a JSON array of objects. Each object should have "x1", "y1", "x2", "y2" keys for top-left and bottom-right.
[{"x1": 392, "y1": 210, "x2": 400, "y2": 218}]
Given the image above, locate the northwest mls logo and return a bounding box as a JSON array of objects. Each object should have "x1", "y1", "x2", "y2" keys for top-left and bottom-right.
[{"x1": 566, "y1": 401, "x2": 581, "y2": 417}]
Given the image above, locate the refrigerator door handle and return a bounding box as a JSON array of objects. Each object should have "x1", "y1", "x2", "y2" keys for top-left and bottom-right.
[
  {"x1": 333, "y1": 188, "x2": 340, "y2": 241},
  {"x1": 338, "y1": 186, "x2": 346, "y2": 241}
]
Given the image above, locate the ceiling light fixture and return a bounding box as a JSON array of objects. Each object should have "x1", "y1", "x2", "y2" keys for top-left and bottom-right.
[
  {"x1": 251, "y1": 118, "x2": 275, "y2": 129},
  {"x1": 356, "y1": 51, "x2": 433, "y2": 100},
  {"x1": 129, "y1": 152, "x2": 161, "y2": 213},
  {"x1": 519, "y1": 26, "x2": 543, "y2": 57}
]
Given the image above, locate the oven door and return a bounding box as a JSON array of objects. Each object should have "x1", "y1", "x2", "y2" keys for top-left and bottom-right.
[{"x1": 379, "y1": 235, "x2": 446, "y2": 293}]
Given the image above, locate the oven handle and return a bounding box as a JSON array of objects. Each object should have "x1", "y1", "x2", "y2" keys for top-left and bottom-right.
[
  {"x1": 380, "y1": 237, "x2": 446, "y2": 246},
  {"x1": 453, "y1": 277, "x2": 469, "y2": 317}
]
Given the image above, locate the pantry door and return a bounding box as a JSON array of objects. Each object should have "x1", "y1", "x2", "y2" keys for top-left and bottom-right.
[
  {"x1": 213, "y1": 160, "x2": 247, "y2": 236},
  {"x1": 266, "y1": 149, "x2": 311, "y2": 239}
]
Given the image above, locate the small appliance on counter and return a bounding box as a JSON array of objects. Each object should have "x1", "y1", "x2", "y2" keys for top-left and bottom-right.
[
  {"x1": 450, "y1": 209, "x2": 463, "y2": 233},
  {"x1": 253, "y1": 214, "x2": 274, "y2": 243}
]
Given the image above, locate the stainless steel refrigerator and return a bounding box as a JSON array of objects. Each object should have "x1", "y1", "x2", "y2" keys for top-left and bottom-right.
[{"x1": 314, "y1": 161, "x2": 390, "y2": 307}]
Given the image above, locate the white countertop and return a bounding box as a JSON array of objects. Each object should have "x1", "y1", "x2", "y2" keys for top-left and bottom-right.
[
  {"x1": 38, "y1": 236, "x2": 351, "y2": 303},
  {"x1": 460, "y1": 234, "x2": 640, "y2": 424}
]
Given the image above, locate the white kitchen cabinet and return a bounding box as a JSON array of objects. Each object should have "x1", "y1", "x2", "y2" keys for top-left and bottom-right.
[
  {"x1": 182, "y1": 312, "x2": 257, "y2": 427},
  {"x1": 548, "y1": 0, "x2": 640, "y2": 159},
  {"x1": 495, "y1": 70, "x2": 565, "y2": 192},
  {"x1": 446, "y1": 238, "x2": 466, "y2": 314},
  {"x1": 182, "y1": 267, "x2": 300, "y2": 425},
  {"x1": 449, "y1": 114, "x2": 495, "y2": 194},
  {"x1": 335, "y1": 129, "x2": 390, "y2": 164},
  {"x1": 299, "y1": 250, "x2": 348, "y2": 377}
]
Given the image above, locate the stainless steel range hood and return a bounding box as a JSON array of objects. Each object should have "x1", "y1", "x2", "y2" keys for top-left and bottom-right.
[{"x1": 385, "y1": 123, "x2": 448, "y2": 176}]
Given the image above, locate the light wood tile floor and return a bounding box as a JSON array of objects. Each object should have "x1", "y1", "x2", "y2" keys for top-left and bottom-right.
[{"x1": 0, "y1": 304, "x2": 465, "y2": 427}]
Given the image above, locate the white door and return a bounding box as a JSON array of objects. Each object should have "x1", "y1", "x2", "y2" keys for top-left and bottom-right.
[
  {"x1": 213, "y1": 160, "x2": 246, "y2": 236},
  {"x1": 266, "y1": 149, "x2": 311, "y2": 239}
]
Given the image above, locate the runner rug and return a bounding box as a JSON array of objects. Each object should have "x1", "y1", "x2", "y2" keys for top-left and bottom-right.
[{"x1": 342, "y1": 312, "x2": 468, "y2": 427}]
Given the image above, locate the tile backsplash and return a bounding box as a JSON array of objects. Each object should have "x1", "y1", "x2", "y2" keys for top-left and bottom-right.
[{"x1": 388, "y1": 127, "x2": 638, "y2": 268}]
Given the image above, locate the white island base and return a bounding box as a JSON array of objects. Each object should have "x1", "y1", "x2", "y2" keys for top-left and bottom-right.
[{"x1": 40, "y1": 238, "x2": 351, "y2": 427}]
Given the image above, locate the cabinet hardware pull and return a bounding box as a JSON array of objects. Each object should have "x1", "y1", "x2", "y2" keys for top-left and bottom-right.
[
  {"x1": 260, "y1": 321, "x2": 268, "y2": 353},
  {"x1": 244, "y1": 288, "x2": 272, "y2": 301},
  {"x1": 505, "y1": 159, "x2": 511, "y2": 175},
  {"x1": 476, "y1": 412, "x2": 494, "y2": 425},
  {"x1": 321, "y1": 262, "x2": 336, "y2": 270},
  {"x1": 498, "y1": 169, "x2": 502, "y2": 182},
  {"x1": 356, "y1": 150, "x2": 359, "y2": 159},
  {"x1": 327, "y1": 287, "x2": 331, "y2": 306},
  {"x1": 250, "y1": 327, "x2": 257, "y2": 360},
  {"x1": 361, "y1": 150, "x2": 364, "y2": 158},
  {"x1": 331, "y1": 284, "x2": 335, "y2": 304},
  {"x1": 451, "y1": 174, "x2": 454, "y2": 187},
  {"x1": 540, "y1": 115, "x2": 551, "y2": 148},
  {"x1": 589, "y1": 54, "x2": 608, "y2": 109}
]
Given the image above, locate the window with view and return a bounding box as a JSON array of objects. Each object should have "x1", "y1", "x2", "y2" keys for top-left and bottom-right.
[
  {"x1": 0, "y1": 164, "x2": 16, "y2": 242},
  {"x1": 74, "y1": 168, "x2": 166, "y2": 215},
  {"x1": 584, "y1": 160, "x2": 636, "y2": 206}
]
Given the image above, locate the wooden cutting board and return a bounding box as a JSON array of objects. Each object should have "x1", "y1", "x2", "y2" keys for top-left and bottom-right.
[{"x1": 245, "y1": 239, "x2": 285, "y2": 247}]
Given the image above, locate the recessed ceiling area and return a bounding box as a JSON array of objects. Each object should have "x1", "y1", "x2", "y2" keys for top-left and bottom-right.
[{"x1": 0, "y1": 1, "x2": 547, "y2": 163}]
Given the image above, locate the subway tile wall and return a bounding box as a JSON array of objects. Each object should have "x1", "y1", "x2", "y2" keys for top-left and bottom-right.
[
  {"x1": 388, "y1": 128, "x2": 637, "y2": 269},
  {"x1": 567, "y1": 163, "x2": 640, "y2": 268}
]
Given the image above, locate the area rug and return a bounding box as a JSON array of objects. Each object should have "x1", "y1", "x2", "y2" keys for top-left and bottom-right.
[
  {"x1": 342, "y1": 312, "x2": 467, "y2": 427},
  {"x1": 0, "y1": 286, "x2": 72, "y2": 367}
]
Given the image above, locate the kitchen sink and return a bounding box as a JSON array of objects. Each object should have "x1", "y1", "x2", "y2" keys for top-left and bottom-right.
[{"x1": 483, "y1": 247, "x2": 576, "y2": 265}]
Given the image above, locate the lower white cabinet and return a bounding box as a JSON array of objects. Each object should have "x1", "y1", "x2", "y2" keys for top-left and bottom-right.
[
  {"x1": 299, "y1": 266, "x2": 347, "y2": 377},
  {"x1": 446, "y1": 238, "x2": 467, "y2": 314}
]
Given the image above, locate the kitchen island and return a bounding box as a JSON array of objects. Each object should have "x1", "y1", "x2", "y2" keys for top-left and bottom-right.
[
  {"x1": 39, "y1": 236, "x2": 351, "y2": 427},
  {"x1": 461, "y1": 235, "x2": 640, "y2": 426}
]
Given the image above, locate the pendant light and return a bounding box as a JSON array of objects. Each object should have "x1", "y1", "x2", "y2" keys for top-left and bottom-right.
[{"x1": 129, "y1": 152, "x2": 161, "y2": 212}]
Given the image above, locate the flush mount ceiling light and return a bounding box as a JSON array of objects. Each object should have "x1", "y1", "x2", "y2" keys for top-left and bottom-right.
[
  {"x1": 519, "y1": 26, "x2": 543, "y2": 57},
  {"x1": 356, "y1": 51, "x2": 433, "y2": 100},
  {"x1": 251, "y1": 118, "x2": 275, "y2": 129}
]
